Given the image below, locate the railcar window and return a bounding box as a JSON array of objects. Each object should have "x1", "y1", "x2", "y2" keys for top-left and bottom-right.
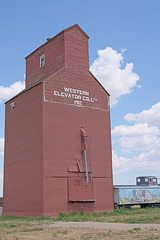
[
  {"x1": 145, "y1": 178, "x2": 149, "y2": 182},
  {"x1": 137, "y1": 178, "x2": 140, "y2": 182}
]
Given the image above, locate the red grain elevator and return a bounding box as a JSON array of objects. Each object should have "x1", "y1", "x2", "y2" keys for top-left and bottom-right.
[{"x1": 3, "y1": 24, "x2": 114, "y2": 217}]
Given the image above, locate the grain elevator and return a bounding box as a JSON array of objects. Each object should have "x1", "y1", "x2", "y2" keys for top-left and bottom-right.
[{"x1": 3, "y1": 24, "x2": 114, "y2": 216}]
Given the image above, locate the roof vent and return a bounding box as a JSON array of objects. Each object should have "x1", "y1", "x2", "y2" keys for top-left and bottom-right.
[{"x1": 46, "y1": 38, "x2": 52, "y2": 42}]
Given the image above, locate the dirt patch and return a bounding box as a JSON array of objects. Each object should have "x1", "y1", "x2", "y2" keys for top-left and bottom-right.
[{"x1": 1, "y1": 221, "x2": 160, "y2": 240}]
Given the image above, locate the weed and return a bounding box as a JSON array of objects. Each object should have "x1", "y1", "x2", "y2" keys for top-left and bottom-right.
[
  {"x1": 80, "y1": 211, "x2": 85, "y2": 215},
  {"x1": 9, "y1": 224, "x2": 19, "y2": 228},
  {"x1": 70, "y1": 211, "x2": 78, "y2": 216},
  {"x1": 21, "y1": 227, "x2": 43, "y2": 232},
  {"x1": 133, "y1": 227, "x2": 141, "y2": 231},
  {"x1": 59, "y1": 212, "x2": 68, "y2": 218},
  {"x1": 60, "y1": 230, "x2": 68, "y2": 234},
  {"x1": 97, "y1": 232, "x2": 107, "y2": 237},
  {"x1": 0, "y1": 222, "x2": 9, "y2": 227},
  {"x1": 0, "y1": 222, "x2": 21, "y2": 228},
  {"x1": 145, "y1": 236, "x2": 160, "y2": 240},
  {"x1": 26, "y1": 216, "x2": 52, "y2": 222},
  {"x1": 149, "y1": 228, "x2": 158, "y2": 231},
  {"x1": 6, "y1": 230, "x2": 17, "y2": 234},
  {"x1": 13, "y1": 236, "x2": 19, "y2": 240},
  {"x1": 93, "y1": 212, "x2": 98, "y2": 217},
  {"x1": 80, "y1": 233, "x2": 94, "y2": 240},
  {"x1": 53, "y1": 229, "x2": 68, "y2": 237}
]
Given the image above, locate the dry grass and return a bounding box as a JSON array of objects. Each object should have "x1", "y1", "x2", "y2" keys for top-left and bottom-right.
[
  {"x1": 1, "y1": 208, "x2": 160, "y2": 239},
  {"x1": 1, "y1": 225, "x2": 160, "y2": 240}
]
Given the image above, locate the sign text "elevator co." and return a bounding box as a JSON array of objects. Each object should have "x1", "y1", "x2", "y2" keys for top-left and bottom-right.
[{"x1": 54, "y1": 87, "x2": 97, "y2": 106}]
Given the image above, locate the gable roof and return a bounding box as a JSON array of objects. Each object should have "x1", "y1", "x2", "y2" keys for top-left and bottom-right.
[{"x1": 25, "y1": 24, "x2": 89, "y2": 59}]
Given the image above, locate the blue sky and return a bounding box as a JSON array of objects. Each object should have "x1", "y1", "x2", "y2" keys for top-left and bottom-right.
[{"x1": 0, "y1": 0, "x2": 160, "y2": 196}]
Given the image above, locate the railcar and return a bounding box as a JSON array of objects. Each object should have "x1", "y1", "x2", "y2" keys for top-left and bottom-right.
[{"x1": 114, "y1": 176, "x2": 160, "y2": 208}]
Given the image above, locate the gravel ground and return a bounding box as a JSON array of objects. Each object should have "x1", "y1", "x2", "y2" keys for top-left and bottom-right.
[{"x1": 51, "y1": 221, "x2": 160, "y2": 230}]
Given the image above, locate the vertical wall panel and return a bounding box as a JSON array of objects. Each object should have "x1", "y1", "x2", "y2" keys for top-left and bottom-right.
[{"x1": 3, "y1": 84, "x2": 43, "y2": 217}]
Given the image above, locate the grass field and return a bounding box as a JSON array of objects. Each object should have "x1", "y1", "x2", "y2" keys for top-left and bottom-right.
[{"x1": 1, "y1": 207, "x2": 160, "y2": 239}]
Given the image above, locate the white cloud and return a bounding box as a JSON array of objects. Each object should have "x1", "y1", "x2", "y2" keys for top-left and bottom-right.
[
  {"x1": 112, "y1": 123, "x2": 159, "y2": 137},
  {"x1": 112, "y1": 101, "x2": 160, "y2": 177},
  {"x1": 90, "y1": 47, "x2": 140, "y2": 106},
  {"x1": 134, "y1": 142, "x2": 160, "y2": 170},
  {"x1": 125, "y1": 102, "x2": 160, "y2": 126},
  {"x1": 119, "y1": 135, "x2": 159, "y2": 153},
  {"x1": 112, "y1": 104, "x2": 160, "y2": 154},
  {"x1": 0, "y1": 81, "x2": 25, "y2": 103},
  {"x1": 136, "y1": 138, "x2": 160, "y2": 163},
  {"x1": 112, "y1": 150, "x2": 131, "y2": 174},
  {"x1": 0, "y1": 138, "x2": 4, "y2": 157}
]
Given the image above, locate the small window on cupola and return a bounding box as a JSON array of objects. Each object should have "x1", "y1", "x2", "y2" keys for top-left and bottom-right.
[{"x1": 40, "y1": 54, "x2": 45, "y2": 67}]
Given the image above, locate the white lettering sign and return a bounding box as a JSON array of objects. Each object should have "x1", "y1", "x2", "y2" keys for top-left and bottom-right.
[
  {"x1": 64, "y1": 87, "x2": 89, "y2": 96},
  {"x1": 54, "y1": 87, "x2": 97, "y2": 106}
]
